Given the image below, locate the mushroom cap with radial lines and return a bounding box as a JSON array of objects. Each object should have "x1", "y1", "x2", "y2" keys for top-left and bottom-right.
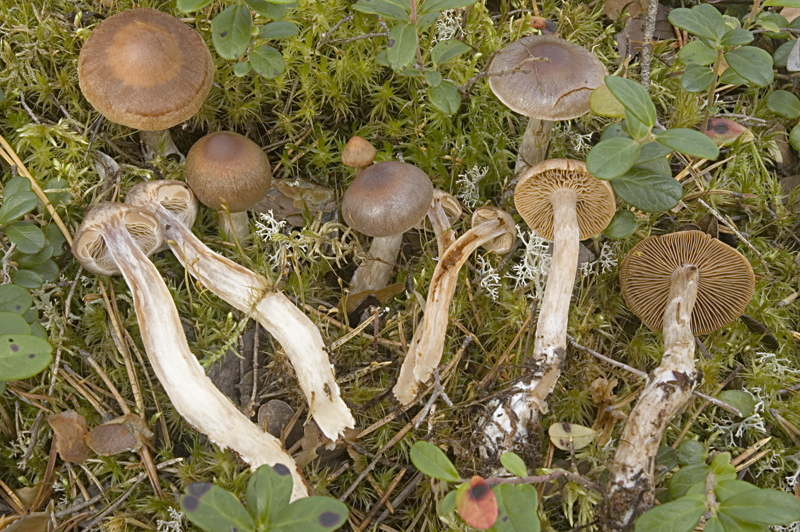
[
  {"x1": 78, "y1": 8, "x2": 214, "y2": 131},
  {"x1": 186, "y1": 131, "x2": 272, "y2": 213},
  {"x1": 342, "y1": 136, "x2": 377, "y2": 169},
  {"x1": 488, "y1": 34, "x2": 607, "y2": 121},
  {"x1": 619, "y1": 230, "x2": 755, "y2": 335},
  {"x1": 341, "y1": 161, "x2": 434, "y2": 238},
  {"x1": 514, "y1": 159, "x2": 615, "y2": 241}
]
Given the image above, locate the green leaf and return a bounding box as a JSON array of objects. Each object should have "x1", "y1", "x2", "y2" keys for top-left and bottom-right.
[
  {"x1": 656, "y1": 129, "x2": 719, "y2": 160},
  {"x1": 703, "y1": 516, "x2": 725, "y2": 532},
  {"x1": 756, "y1": 12, "x2": 789, "y2": 38},
  {"x1": 410, "y1": 441, "x2": 460, "y2": 482},
  {"x1": 605, "y1": 76, "x2": 656, "y2": 128},
  {"x1": 44, "y1": 225, "x2": 66, "y2": 257},
  {"x1": 248, "y1": 0, "x2": 294, "y2": 19},
  {"x1": 767, "y1": 90, "x2": 800, "y2": 119},
  {"x1": 711, "y1": 452, "x2": 735, "y2": 477},
  {"x1": 657, "y1": 444, "x2": 679, "y2": 471},
  {"x1": 724, "y1": 47, "x2": 774, "y2": 87},
  {"x1": 258, "y1": 21, "x2": 299, "y2": 39},
  {"x1": 181, "y1": 483, "x2": 255, "y2": 532},
  {"x1": 0, "y1": 312, "x2": 31, "y2": 336},
  {"x1": 212, "y1": 5, "x2": 253, "y2": 60},
  {"x1": 715, "y1": 480, "x2": 759, "y2": 502},
  {"x1": 765, "y1": 0, "x2": 800, "y2": 5},
  {"x1": 177, "y1": 0, "x2": 214, "y2": 12},
  {"x1": 720, "y1": 489, "x2": 800, "y2": 525},
  {"x1": 10, "y1": 270, "x2": 43, "y2": 289},
  {"x1": 492, "y1": 484, "x2": 539, "y2": 532},
  {"x1": 0, "y1": 180, "x2": 38, "y2": 225},
  {"x1": 636, "y1": 142, "x2": 672, "y2": 164},
  {"x1": 716, "y1": 390, "x2": 755, "y2": 417},
  {"x1": 424, "y1": 70, "x2": 443, "y2": 87},
  {"x1": 720, "y1": 28, "x2": 754, "y2": 46},
  {"x1": 0, "y1": 285, "x2": 32, "y2": 315},
  {"x1": 352, "y1": 0, "x2": 410, "y2": 22},
  {"x1": 246, "y1": 464, "x2": 292, "y2": 528},
  {"x1": 668, "y1": 4, "x2": 726, "y2": 42},
  {"x1": 234, "y1": 62, "x2": 252, "y2": 76},
  {"x1": 604, "y1": 209, "x2": 637, "y2": 239},
  {"x1": 676, "y1": 440, "x2": 706, "y2": 466},
  {"x1": 790, "y1": 124, "x2": 800, "y2": 151},
  {"x1": 6, "y1": 222, "x2": 45, "y2": 254},
  {"x1": 587, "y1": 138, "x2": 640, "y2": 180},
  {"x1": 612, "y1": 167, "x2": 682, "y2": 212},
  {"x1": 428, "y1": 81, "x2": 460, "y2": 114},
  {"x1": 590, "y1": 85, "x2": 625, "y2": 118},
  {"x1": 623, "y1": 111, "x2": 650, "y2": 140},
  {"x1": 774, "y1": 41, "x2": 794, "y2": 68},
  {"x1": 634, "y1": 495, "x2": 706, "y2": 532},
  {"x1": 600, "y1": 122, "x2": 629, "y2": 141},
  {"x1": 419, "y1": 0, "x2": 477, "y2": 14},
  {"x1": 548, "y1": 422, "x2": 596, "y2": 450},
  {"x1": 720, "y1": 67, "x2": 749, "y2": 85},
  {"x1": 431, "y1": 39, "x2": 471, "y2": 65},
  {"x1": 17, "y1": 241, "x2": 53, "y2": 269},
  {"x1": 387, "y1": 22, "x2": 418, "y2": 70},
  {"x1": 270, "y1": 497, "x2": 349, "y2": 531},
  {"x1": 0, "y1": 334, "x2": 52, "y2": 380},
  {"x1": 439, "y1": 490, "x2": 456, "y2": 515},
  {"x1": 717, "y1": 513, "x2": 771, "y2": 532},
  {"x1": 416, "y1": 11, "x2": 440, "y2": 29},
  {"x1": 250, "y1": 45, "x2": 285, "y2": 79},
  {"x1": 679, "y1": 40, "x2": 717, "y2": 66},
  {"x1": 31, "y1": 259, "x2": 58, "y2": 283},
  {"x1": 681, "y1": 64, "x2": 715, "y2": 93},
  {"x1": 500, "y1": 453, "x2": 527, "y2": 477}
]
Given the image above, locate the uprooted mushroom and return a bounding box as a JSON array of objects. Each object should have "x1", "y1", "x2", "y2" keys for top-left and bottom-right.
[
  {"x1": 72, "y1": 203, "x2": 308, "y2": 500},
  {"x1": 600, "y1": 230, "x2": 754, "y2": 530},
  {"x1": 125, "y1": 180, "x2": 355, "y2": 441}
]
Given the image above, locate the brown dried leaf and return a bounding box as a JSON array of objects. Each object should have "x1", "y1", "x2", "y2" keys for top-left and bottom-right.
[
  {"x1": 85, "y1": 414, "x2": 153, "y2": 456},
  {"x1": 47, "y1": 411, "x2": 90, "y2": 464}
]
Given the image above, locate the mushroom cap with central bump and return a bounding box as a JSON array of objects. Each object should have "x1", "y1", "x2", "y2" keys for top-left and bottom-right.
[
  {"x1": 619, "y1": 230, "x2": 755, "y2": 335},
  {"x1": 488, "y1": 34, "x2": 607, "y2": 121},
  {"x1": 341, "y1": 161, "x2": 434, "y2": 238},
  {"x1": 78, "y1": 8, "x2": 214, "y2": 131},
  {"x1": 186, "y1": 131, "x2": 272, "y2": 213},
  {"x1": 342, "y1": 136, "x2": 377, "y2": 169},
  {"x1": 514, "y1": 159, "x2": 615, "y2": 241}
]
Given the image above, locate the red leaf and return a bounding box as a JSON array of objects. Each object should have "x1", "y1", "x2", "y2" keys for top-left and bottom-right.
[{"x1": 455, "y1": 476, "x2": 498, "y2": 530}]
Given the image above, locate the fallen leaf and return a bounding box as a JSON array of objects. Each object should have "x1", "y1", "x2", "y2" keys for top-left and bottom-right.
[{"x1": 85, "y1": 414, "x2": 154, "y2": 456}]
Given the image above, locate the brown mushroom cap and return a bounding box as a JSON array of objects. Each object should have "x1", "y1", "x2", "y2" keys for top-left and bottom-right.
[
  {"x1": 78, "y1": 8, "x2": 214, "y2": 131},
  {"x1": 514, "y1": 159, "x2": 615, "y2": 241},
  {"x1": 341, "y1": 161, "x2": 434, "y2": 238},
  {"x1": 185, "y1": 132, "x2": 272, "y2": 213},
  {"x1": 619, "y1": 230, "x2": 755, "y2": 335},
  {"x1": 342, "y1": 136, "x2": 377, "y2": 169},
  {"x1": 488, "y1": 34, "x2": 607, "y2": 121}
]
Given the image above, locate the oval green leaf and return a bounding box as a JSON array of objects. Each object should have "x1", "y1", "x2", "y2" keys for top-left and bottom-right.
[
  {"x1": 246, "y1": 464, "x2": 292, "y2": 527},
  {"x1": 0, "y1": 285, "x2": 32, "y2": 315},
  {"x1": 44, "y1": 224, "x2": 66, "y2": 257},
  {"x1": 605, "y1": 76, "x2": 656, "y2": 129},
  {"x1": 410, "y1": 441, "x2": 460, "y2": 482},
  {"x1": 10, "y1": 270, "x2": 43, "y2": 289},
  {"x1": 17, "y1": 241, "x2": 53, "y2": 269},
  {"x1": 387, "y1": 22, "x2": 418, "y2": 70},
  {"x1": 0, "y1": 312, "x2": 31, "y2": 336},
  {"x1": 590, "y1": 85, "x2": 625, "y2": 118},
  {"x1": 548, "y1": 422, "x2": 597, "y2": 450},
  {"x1": 234, "y1": 61, "x2": 252, "y2": 77},
  {"x1": 248, "y1": 0, "x2": 293, "y2": 19},
  {"x1": 667, "y1": 4, "x2": 726, "y2": 42},
  {"x1": 6, "y1": 222, "x2": 45, "y2": 254},
  {"x1": 604, "y1": 209, "x2": 637, "y2": 239},
  {"x1": 428, "y1": 81, "x2": 461, "y2": 114},
  {"x1": 714, "y1": 480, "x2": 759, "y2": 502},
  {"x1": 424, "y1": 70, "x2": 443, "y2": 87},
  {"x1": 716, "y1": 390, "x2": 755, "y2": 417},
  {"x1": 720, "y1": 28, "x2": 754, "y2": 46},
  {"x1": 637, "y1": 141, "x2": 672, "y2": 164},
  {"x1": 612, "y1": 167, "x2": 683, "y2": 212},
  {"x1": 790, "y1": 124, "x2": 800, "y2": 151},
  {"x1": 181, "y1": 483, "x2": 255, "y2": 532},
  {"x1": 492, "y1": 484, "x2": 540, "y2": 532},
  {"x1": 431, "y1": 39, "x2": 471, "y2": 65},
  {"x1": 270, "y1": 496, "x2": 349, "y2": 531},
  {"x1": 419, "y1": 0, "x2": 478, "y2": 14},
  {"x1": 681, "y1": 64, "x2": 715, "y2": 93},
  {"x1": 676, "y1": 440, "x2": 706, "y2": 466},
  {"x1": 0, "y1": 334, "x2": 53, "y2": 380},
  {"x1": 177, "y1": 0, "x2": 214, "y2": 12},
  {"x1": 724, "y1": 47, "x2": 774, "y2": 87},
  {"x1": 439, "y1": 490, "x2": 456, "y2": 515},
  {"x1": 500, "y1": 452, "x2": 527, "y2": 477},
  {"x1": 258, "y1": 21, "x2": 299, "y2": 40},
  {"x1": 767, "y1": 90, "x2": 800, "y2": 119},
  {"x1": 250, "y1": 45, "x2": 285, "y2": 79},
  {"x1": 587, "y1": 137, "x2": 641, "y2": 180},
  {"x1": 719, "y1": 489, "x2": 800, "y2": 525},
  {"x1": 212, "y1": 5, "x2": 253, "y2": 60},
  {"x1": 623, "y1": 110, "x2": 650, "y2": 140},
  {"x1": 634, "y1": 496, "x2": 707, "y2": 532},
  {"x1": 352, "y1": 0, "x2": 410, "y2": 22},
  {"x1": 655, "y1": 128, "x2": 719, "y2": 160},
  {"x1": 0, "y1": 190, "x2": 38, "y2": 225},
  {"x1": 678, "y1": 40, "x2": 717, "y2": 66}
]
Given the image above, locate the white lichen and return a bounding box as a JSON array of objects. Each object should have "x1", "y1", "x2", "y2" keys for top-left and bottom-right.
[
  {"x1": 507, "y1": 226, "x2": 551, "y2": 299},
  {"x1": 156, "y1": 508, "x2": 185, "y2": 532},
  {"x1": 455, "y1": 166, "x2": 488, "y2": 209},
  {"x1": 475, "y1": 254, "x2": 501, "y2": 301},
  {"x1": 433, "y1": 9, "x2": 462, "y2": 43}
]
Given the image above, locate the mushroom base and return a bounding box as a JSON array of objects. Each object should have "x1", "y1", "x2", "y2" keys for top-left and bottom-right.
[
  {"x1": 350, "y1": 233, "x2": 404, "y2": 294},
  {"x1": 515, "y1": 118, "x2": 552, "y2": 175}
]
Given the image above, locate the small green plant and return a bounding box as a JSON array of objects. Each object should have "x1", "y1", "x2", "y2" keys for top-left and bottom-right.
[{"x1": 179, "y1": 463, "x2": 348, "y2": 532}]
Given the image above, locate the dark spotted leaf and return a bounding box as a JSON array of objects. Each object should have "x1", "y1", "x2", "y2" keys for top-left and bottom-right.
[
  {"x1": 386, "y1": 22, "x2": 418, "y2": 70},
  {"x1": 0, "y1": 284, "x2": 32, "y2": 315},
  {"x1": 500, "y1": 452, "x2": 527, "y2": 477},
  {"x1": 246, "y1": 464, "x2": 292, "y2": 527},
  {"x1": 431, "y1": 39, "x2": 471, "y2": 65},
  {"x1": 611, "y1": 166, "x2": 682, "y2": 212},
  {"x1": 352, "y1": 0, "x2": 410, "y2": 22},
  {"x1": 634, "y1": 495, "x2": 706, "y2": 532},
  {"x1": 455, "y1": 476, "x2": 497, "y2": 530},
  {"x1": 212, "y1": 5, "x2": 253, "y2": 60},
  {"x1": 181, "y1": 483, "x2": 255, "y2": 532},
  {"x1": 703, "y1": 118, "x2": 754, "y2": 146},
  {"x1": 604, "y1": 209, "x2": 637, "y2": 239},
  {"x1": 492, "y1": 484, "x2": 540, "y2": 532},
  {"x1": 0, "y1": 334, "x2": 52, "y2": 380},
  {"x1": 410, "y1": 441, "x2": 460, "y2": 482},
  {"x1": 548, "y1": 422, "x2": 597, "y2": 450},
  {"x1": 269, "y1": 496, "x2": 349, "y2": 531},
  {"x1": 250, "y1": 45, "x2": 285, "y2": 79}
]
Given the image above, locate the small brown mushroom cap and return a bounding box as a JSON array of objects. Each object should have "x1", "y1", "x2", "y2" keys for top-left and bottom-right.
[
  {"x1": 78, "y1": 8, "x2": 214, "y2": 131},
  {"x1": 341, "y1": 161, "x2": 434, "y2": 238},
  {"x1": 185, "y1": 131, "x2": 272, "y2": 213},
  {"x1": 488, "y1": 34, "x2": 607, "y2": 121},
  {"x1": 619, "y1": 230, "x2": 755, "y2": 335},
  {"x1": 342, "y1": 136, "x2": 377, "y2": 169},
  {"x1": 514, "y1": 159, "x2": 615, "y2": 241},
  {"x1": 472, "y1": 207, "x2": 517, "y2": 254}
]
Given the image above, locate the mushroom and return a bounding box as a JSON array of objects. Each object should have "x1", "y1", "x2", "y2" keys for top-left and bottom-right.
[
  {"x1": 394, "y1": 207, "x2": 517, "y2": 405},
  {"x1": 125, "y1": 180, "x2": 355, "y2": 441},
  {"x1": 481, "y1": 159, "x2": 615, "y2": 455},
  {"x1": 78, "y1": 8, "x2": 214, "y2": 158},
  {"x1": 488, "y1": 35, "x2": 607, "y2": 174},
  {"x1": 342, "y1": 136, "x2": 377, "y2": 177},
  {"x1": 602, "y1": 230, "x2": 754, "y2": 529},
  {"x1": 417, "y1": 189, "x2": 463, "y2": 257},
  {"x1": 342, "y1": 161, "x2": 434, "y2": 294},
  {"x1": 185, "y1": 131, "x2": 272, "y2": 241},
  {"x1": 71, "y1": 203, "x2": 308, "y2": 500}
]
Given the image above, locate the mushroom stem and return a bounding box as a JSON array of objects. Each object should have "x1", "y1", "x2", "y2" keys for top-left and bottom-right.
[
  {"x1": 73, "y1": 205, "x2": 308, "y2": 500},
  {"x1": 125, "y1": 182, "x2": 355, "y2": 441},
  {"x1": 602, "y1": 265, "x2": 699, "y2": 531},
  {"x1": 515, "y1": 118, "x2": 552, "y2": 174},
  {"x1": 350, "y1": 233, "x2": 404, "y2": 294},
  {"x1": 218, "y1": 209, "x2": 250, "y2": 242},
  {"x1": 394, "y1": 208, "x2": 516, "y2": 405},
  {"x1": 428, "y1": 199, "x2": 456, "y2": 257},
  {"x1": 139, "y1": 130, "x2": 183, "y2": 161}
]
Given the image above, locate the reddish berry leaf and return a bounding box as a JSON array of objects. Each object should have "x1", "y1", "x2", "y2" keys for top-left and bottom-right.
[{"x1": 455, "y1": 476, "x2": 498, "y2": 530}]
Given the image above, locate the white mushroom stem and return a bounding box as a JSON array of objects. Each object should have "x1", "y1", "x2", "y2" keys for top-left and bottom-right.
[
  {"x1": 516, "y1": 118, "x2": 552, "y2": 174},
  {"x1": 427, "y1": 195, "x2": 458, "y2": 257},
  {"x1": 482, "y1": 188, "x2": 578, "y2": 454},
  {"x1": 602, "y1": 265, "x2": 699, "y2": 531},
  {"x1": 218, "y1": 209, "x2": 250, "y2": 242},
  {"x1": 349, "y1": 233, "x2": 404, "y2": 294},
  {"x1": 126, "y1": 183, "x2": 354, "y2": 441},
  {"x1": 76, "y1": 207, "x2": 308, "y2": 500},
  {"x1": 394, "y1": 209, "x2": 515, "y2": 405}
]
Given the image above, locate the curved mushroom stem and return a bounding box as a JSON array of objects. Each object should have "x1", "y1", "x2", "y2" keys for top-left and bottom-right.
[
  {"x1": 394, "y1": 208, "x2": 516, "y2": 405},
  {"x1": 349, "y1": 233, "x2": 404, "y2": 294},
  {"x1": 602, "y1": 265, "x2": 699, "y2": 531},
  {"x1": 423, "y1": 190, "x2": 461, "y2": 257},
  {"x1": 515, "y1": 118, "x2": 552, "y2": 175},
  {"x1": 481, "y1": 188, "x2": 578, "y2": 455},
  {"x1": 125, "y1": 182, "x2": 355, "y2": 441},
  {"x1": 72, "y1": 204, "x2": 308, "y2": 500},
  {"x1": 139, "y1": 130, "x2": 183, "y2": 161}
]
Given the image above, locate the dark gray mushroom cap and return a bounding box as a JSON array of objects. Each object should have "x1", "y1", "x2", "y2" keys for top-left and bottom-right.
[
  {"x1": 488, "y1": 34, "x2": 607, "y2": 121},
  {"x1": 619, "y1": 230, "x2": 755, "y2": 335},
  {"x1": 341, "y1": 161, "x2": 434, "y2": 238}
]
